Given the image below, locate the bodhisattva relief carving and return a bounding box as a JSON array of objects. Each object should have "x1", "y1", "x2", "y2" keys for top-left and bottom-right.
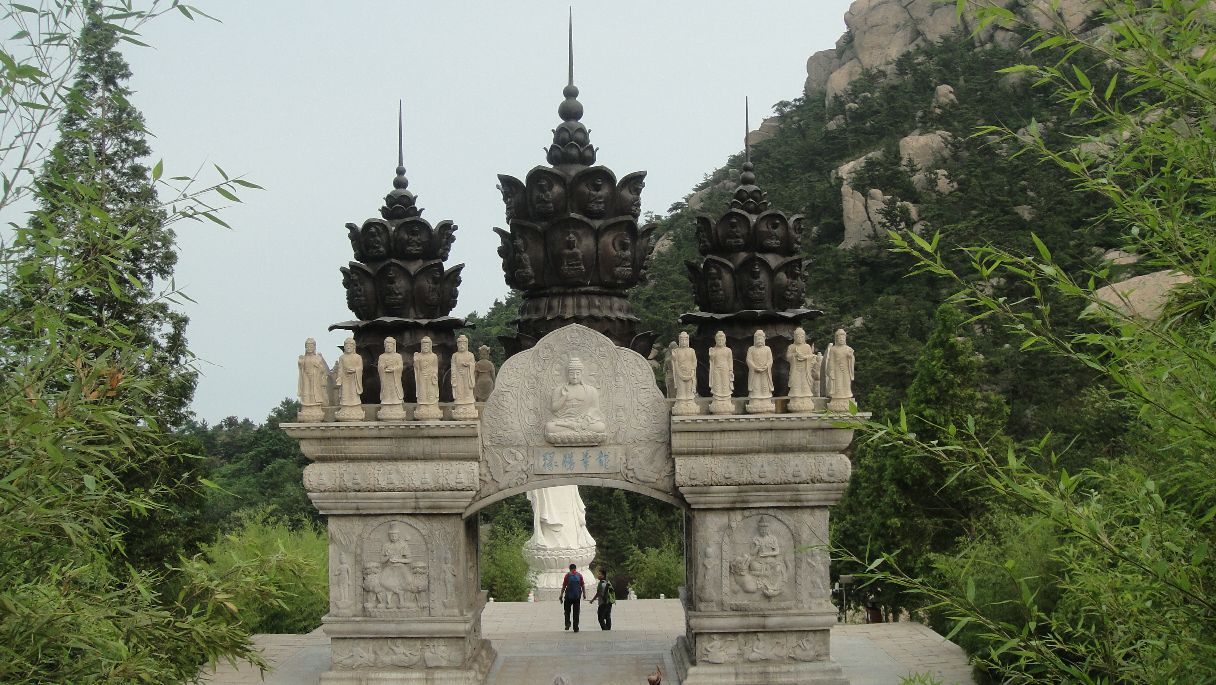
[
  {"x1": 331, "y1": 638, "x2": 463, "y2": 670},
  {"x1": 361, "y1": 520, "x2": 429, "y2": 616},
  {"x1": 479, "y1": 324, "x2": 672, "y2": 501},
  {"x1": 697, "y1": 543, "x2": 719, "y2": 606},
  {"x1": 698, "y1": 631, "x2": 826, "y2": 665},
  {"x1": 332, "y1": 551, "x2": 355, "y2": 612},
  {"x1": 724, "y1": 514, "x2": 795, "y2": 608}
]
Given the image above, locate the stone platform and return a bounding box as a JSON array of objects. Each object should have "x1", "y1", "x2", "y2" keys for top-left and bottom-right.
[{"x1": 200, "y1": 600, "x2": 974, "y2": 685}]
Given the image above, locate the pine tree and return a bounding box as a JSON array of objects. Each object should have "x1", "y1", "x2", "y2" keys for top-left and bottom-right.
[
  {"x1": 25, "y1": 0, "x2": 195, "y2": 429},
  {"x1": 16, "y1": 1, "x2": 208, "y2": 567}
]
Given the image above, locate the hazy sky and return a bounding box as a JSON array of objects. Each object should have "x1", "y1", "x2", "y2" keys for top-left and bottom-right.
[{"x1": 115, "y1": 0, "x2": 854, "y2": 423}]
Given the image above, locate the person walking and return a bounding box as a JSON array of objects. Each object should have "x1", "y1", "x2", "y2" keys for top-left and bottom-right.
[
  {"x1": 558, "y1": 563, "x2": 586, "y2": 632},
  {"x1": 588, "y1": 568, "x2": 616, "y2": 630}
]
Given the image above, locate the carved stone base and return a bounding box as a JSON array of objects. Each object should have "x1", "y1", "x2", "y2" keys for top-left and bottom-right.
[
  {"x1": 827, "y1": 397, "x2": 853, "y2": 412},
  {"x1": 523, "y1": 541, "x2": 596, "y2": 600},
  {"x1": 785, "y1": 396, "x2": 815, "y2": 414},
  {"x1": 336, "y1": 404, "x2": 367, "y2": 422},
  {"x1": 709, "y1": 397, "x2": 736, "y2": 415},
  {"x1": 414, "y1": 403, "x2": 443, "y2": 421},
  {"x1": 745, "y1": 398, "x2": 775, "y2": 414},
  {"x1": 322, "y1": 637, "x2": 495, "y2": 685},
  {"x1": 298, "y1": 404, "x2": 326, "y2": 422},
  {"x1": 673, "y1": 397, "x2": 703, "y2": 416},
  {"x1": 450, "y1": 403, "x2": 478, "y2": 421},
  {"x1": 673, "y1": 635, "x2": 848, "y2": 685},
  {"x1": 378, "y1": 403, "x2": 408, "y2": 421}
]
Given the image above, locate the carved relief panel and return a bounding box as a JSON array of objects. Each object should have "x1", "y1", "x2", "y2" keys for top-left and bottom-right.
[
  {"x1": 722, "y1": 511, "x2": 796, "y2": 610},
  {"x1": 478, "y1": 324, "x2": 673, "y2": 501},
  {"x1": 696, "y1": 630, "x2": 828, "y2": 665},
  {"x1": 326, "y1": 515, "x2": 470, "y2": 619}
]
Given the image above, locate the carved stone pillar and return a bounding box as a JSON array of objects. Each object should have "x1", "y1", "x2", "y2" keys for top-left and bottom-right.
[
  {"x1": 283, "y1": 421, "x2": 494, "y2": 685},
  {"x1": 671, "y1": 413, "x2": 861, "y2": 685}
]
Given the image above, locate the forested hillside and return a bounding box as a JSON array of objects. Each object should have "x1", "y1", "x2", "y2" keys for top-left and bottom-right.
[{"x1": 465, "y1": 22, "x2": 1133, "y2": 575}]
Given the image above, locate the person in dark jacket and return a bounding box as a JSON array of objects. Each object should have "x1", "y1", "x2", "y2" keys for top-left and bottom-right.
[{"x1": 558, "y1": 563, "x2": 586, "y2": 632}]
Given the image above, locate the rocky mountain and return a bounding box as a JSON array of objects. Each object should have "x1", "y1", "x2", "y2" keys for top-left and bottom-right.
[
  {"x1": 805, "y1": 0, "x2": 1098, "y2": 103},
  {"x1": 625, "y1": 0, "x2": 1136, "y2": 446}
]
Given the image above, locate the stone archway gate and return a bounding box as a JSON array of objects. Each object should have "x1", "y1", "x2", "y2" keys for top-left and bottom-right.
[{"x1": 284, "y1": 324, "x2": 863, "y2": 685}]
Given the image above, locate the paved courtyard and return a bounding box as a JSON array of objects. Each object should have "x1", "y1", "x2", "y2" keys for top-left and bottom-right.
[{"x1": 201, "y1": 600, "x2": 974, "y2": 685}]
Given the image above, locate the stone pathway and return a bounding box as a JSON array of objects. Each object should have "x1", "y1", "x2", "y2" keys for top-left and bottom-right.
[{"x1": 200, "y1": 600, "x2": 974, "y2": 685}]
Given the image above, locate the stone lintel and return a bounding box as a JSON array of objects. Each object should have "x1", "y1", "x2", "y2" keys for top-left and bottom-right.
[
  {"x1": 671, "y1": 413, "x2": 869, "y2": 459},
  {"x1": 309, "y1": 490, "x2": 475, "y2": 515},
  {"x1": 323, "y1": 615, "x2": 481, "y2": 639},
  {"x1": 283, "y1": 420, "x2": 480, "y2": 462},
  {"x1": 672, "y1": 412, "x2": 868, "y2": 434},
  {"x1": 686, "y1": 610, "x2": 838, "y2": 632},
  {"x1": 679, "y1": 484, "x2": 848, "y2": 509}
]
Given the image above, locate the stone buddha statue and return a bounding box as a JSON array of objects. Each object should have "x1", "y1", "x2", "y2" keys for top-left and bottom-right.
[{"x1": 544, "y1": 357, "x2": 607, "y2": 445}]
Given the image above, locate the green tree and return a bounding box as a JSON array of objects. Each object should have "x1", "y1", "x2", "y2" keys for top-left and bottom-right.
[
  {"x1": 0, "y1": 3, "x2": 272, "y2": 681},
  {"x1": 834, "y1": 303, "x2": 1007, "y2": 616},
  {"x1": 9, "y1": 0, "x2": 236, "y2": 569},
  {"x1": 184, "y1": 399, "x2": 320, "y2": 530},
  {"x1": 859, "y1": 1, "x2": 1216, "y2": 682},
  {"x1": 480, "y1": 514, "x2": 532, "y2": 602},
  {"x1": 20, "y1": 0, "x2": 193, "y2": 428},
  {"x1": 624, "y1": 541, "x2": 684, "y2": 599}
]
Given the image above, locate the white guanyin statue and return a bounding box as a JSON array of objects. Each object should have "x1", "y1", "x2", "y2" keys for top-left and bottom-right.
[{"x1": 523, "y1": 486, "x2": 596, "y2": 600}]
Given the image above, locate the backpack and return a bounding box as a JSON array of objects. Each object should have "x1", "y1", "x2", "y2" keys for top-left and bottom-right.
[
  {"x1": 564, "y1": 572, "x2": 584, "y2": 596},
  {"x1": 605, "y1": 580, "x2": 617, "y2": 605}
]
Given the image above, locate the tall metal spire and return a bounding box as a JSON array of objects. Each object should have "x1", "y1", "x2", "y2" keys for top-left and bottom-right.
[
  {"x1": 744, "y1": 96, "x2": 751, "y2": 164},
  {"x1": 741, "y1": 96, "x2": 756, "y2": 186},
  {"x1": 548, "y1": 7, "x2": 593, "y2": 167},
  {"x1": 393, "y1": 99, "x2": 408, "y2": 191}
]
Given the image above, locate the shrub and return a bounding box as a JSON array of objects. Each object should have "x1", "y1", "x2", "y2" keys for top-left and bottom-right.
[
  {"x1": 624, "y1": 542, "x2": 685, "y2": 599},
  {"x1": 480, "y1": 518, "x2": 532, "y2": 602},
  {"x1": 198, "y1": 509, "x2": 328, "y2": 634}
]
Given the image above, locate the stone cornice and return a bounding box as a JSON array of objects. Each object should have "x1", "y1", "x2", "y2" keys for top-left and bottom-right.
[
  {"x1": 283, "y1": 420, "x2": 480, "y2": 462},
  {"x1": 308, "y1": 490, "x2": 476, "y2": 515},
  {"x1": 671, "y1": 412, "x2": 869, "y2": 432},
  {"x1": 679, "y1": 483, "x2": 848, "y2": 509}
]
